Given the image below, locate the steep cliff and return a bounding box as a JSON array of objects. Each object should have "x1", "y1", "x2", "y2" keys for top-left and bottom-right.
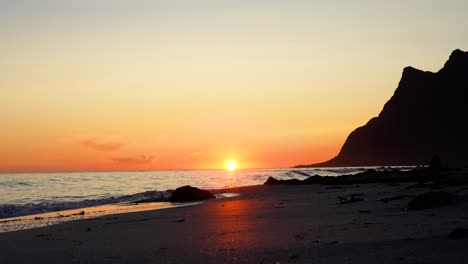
[{"x1": 299, "y1": 49, "x2": 468, "y2": 167}]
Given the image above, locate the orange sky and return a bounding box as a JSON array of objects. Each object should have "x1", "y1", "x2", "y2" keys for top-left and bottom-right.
[{"x1": 2, "y1": 1, "x2": 467, "y2": 172}]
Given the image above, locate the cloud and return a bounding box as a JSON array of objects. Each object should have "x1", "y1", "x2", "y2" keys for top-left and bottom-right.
[
  {"x1": 79, "y1": 138, "x2": 125, "y2": 152},
  {"x1": 190, "y1": 152, "x2": 202, "y2": 156},
  {"x1": 111, "y1": 155, "x2": 155, "y2": 165}
]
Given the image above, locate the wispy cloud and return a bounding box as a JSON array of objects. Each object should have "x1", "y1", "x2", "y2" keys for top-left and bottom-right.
[
  {"x1": 79, "y1": 138, "x2": 125, "y2": 152},
  {"x1": 190, "y1": 152, "x2": 202, "y2": 156},
  {"x1": 111, "y1": 155, "x2": 155, "y2": 165}
]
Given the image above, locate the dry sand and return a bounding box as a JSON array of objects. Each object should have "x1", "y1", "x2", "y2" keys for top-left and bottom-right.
[{"x1": 0, "y1": 183, "x2": 467, "y2": 263}]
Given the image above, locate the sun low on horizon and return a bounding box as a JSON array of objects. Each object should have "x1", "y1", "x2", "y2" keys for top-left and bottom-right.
[{"x1": 225, "y1": 159, "x2": 238, "y2": 172}]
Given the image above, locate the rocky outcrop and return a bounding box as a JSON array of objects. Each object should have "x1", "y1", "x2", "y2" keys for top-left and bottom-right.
[
  {"x1": 264, "y1": 176, "x2": 304, "y2": 185},
  {"x1": 264, "y1": 168, "x2": 468, "y2": 186},
  {"x1": 298, "y1": 49, "x2": 468, "y2": 168},
  {"x1": 265, "y1": 169, "x2": 419, "y2": 185},
  {"x1": 169, "y1": 186, "x2": 215, "y2": 202}
]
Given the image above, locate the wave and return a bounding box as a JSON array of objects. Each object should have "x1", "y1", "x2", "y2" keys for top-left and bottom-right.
[{"x1": 0, "y1": 190, "x2": 171, "y2": 219}]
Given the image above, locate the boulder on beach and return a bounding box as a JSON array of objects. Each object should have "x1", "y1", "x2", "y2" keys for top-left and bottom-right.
[
  {"x1": 263, "y1": 177, "x2": 304, "y2": 185},
  {"x1": 169, "y1": 186, "x2": 215, "y2": 202},
  {"x1": 407, "y1": 191, "x2": 455, "y2": 210}
]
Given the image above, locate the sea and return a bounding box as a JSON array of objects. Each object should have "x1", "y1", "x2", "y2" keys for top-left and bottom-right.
[{"x1": 0, "y1": 167, "x2": 367, "y2": 220}]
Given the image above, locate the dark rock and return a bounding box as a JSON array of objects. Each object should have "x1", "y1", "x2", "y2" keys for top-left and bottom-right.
[
  {"x1": 169, "y1": 186, "x2": 215, "y2": 202},
  {"x1": 265, "y1": 169, "x2": 422, "y2": 186},
  {"x1": 450, "y1": 228, "x2": 468, "y2": 240},
  {"x1": 338, "y1": 195, "x2": 364, "y2": 204},
  {"x1": 264, "y1": 177, "x2": 280, "y2": 185},
  {"x1": 264, "y1": 177, "x2": 304, "y2": 185},
  {"x1": 407, "y1": 191, "x2": 455, "y2": 210},
  {"x1": 296, "y1": 49, "x2": 468, "y2": 168},
  {"x1": 430, "y1": 155, "x2": 441, "y2": 169},
  {"x1": 280, "y1": 179, "x2": 303, "y2": 185},
  {"x1": 303, "y1": 175, "x2": 324, "y2": 184}
]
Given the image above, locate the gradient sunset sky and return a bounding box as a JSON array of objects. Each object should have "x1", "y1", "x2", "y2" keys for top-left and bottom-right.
[{"x1": 2, "y1": 0, "x2": 468, "y2": 172}]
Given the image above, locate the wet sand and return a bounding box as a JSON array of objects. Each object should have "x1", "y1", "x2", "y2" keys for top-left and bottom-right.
[{"x1": 0, "y1": 183, "x2": 467, "y2": 263}]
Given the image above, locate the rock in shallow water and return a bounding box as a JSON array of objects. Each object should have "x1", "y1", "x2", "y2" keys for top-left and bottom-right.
[
  {"x1": 169, "y1": 185, "x2": 215, "y2": 202},
  {"x1": 264, "y1": 177, "x2": 280, "y2": 185}
]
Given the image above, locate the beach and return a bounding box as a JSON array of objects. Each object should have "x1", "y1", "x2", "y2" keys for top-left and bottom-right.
[
  {"x1": 1, "y1": 182, "x2": 467, "y2": 263},
  {"x1": 3, "y1": 2, "x2": 468, "y2": 263}
]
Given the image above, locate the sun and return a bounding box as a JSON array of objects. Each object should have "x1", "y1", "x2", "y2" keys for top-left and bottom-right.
[{"x1": 225, "y1": 159, "x2": 238, "y2": 171}]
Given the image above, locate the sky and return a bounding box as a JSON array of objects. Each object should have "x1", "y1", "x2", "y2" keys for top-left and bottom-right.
[{"x1": 1, "y1": 0, "x2": 468, "y2": 172}]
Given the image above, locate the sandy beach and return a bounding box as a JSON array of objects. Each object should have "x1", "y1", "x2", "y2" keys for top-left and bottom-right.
[{"x1": 0, "y1": 182, "x2": 467, "y2": 263}]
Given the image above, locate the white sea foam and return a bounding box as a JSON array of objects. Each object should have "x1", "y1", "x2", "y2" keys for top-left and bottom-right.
[
  {"x1": 0, "y1": 167, "x2": 371, "y2": 219},
  {"x1": 0, "y1": 190, "x2": 171, "y2": 219}
]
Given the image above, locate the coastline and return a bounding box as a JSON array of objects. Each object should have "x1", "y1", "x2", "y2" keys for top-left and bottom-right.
[
  {"x1": 1, "y1": 181, "x2": 467, "y2": 263},
  {"x1": 0, "y1": 189, "x2": 240, "y2": 233},
  {"x1": 0, "y1": 167, "x2": 374, "y2": 221}
]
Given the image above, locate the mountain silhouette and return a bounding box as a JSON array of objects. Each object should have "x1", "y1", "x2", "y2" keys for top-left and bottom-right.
[{"x1": 298, "y1": 49, "x2": 468, "y2": 168}]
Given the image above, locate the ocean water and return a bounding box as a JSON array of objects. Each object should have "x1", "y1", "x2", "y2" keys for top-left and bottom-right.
[{"x1": 0, "y1": 168, "x2": 365, "y2": 219}]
